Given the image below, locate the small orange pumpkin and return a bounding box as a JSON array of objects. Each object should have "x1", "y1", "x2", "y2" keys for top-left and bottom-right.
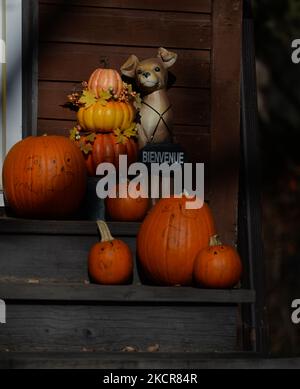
[
  {"x1": 105, "y1": 181, "x2": 149, "y2": 221},
  {"x1": 76, "y1": 133, "x2": 138, "y2": 176},
  {"x1": 193, "y1": 235, "x2": 242, "y2": 288},
  {"x1": 137, "y1": 196, "x2": 216, "y2": 286},
  {"x1": 2, "y1": 135, "x2": 87, "y2": 218},
  {"x1": 88, "y1": 68, "x2": 123, "y2": 98},
  {"x1": 88, "y1": 220, "x2": 133, "y2": 285},
  {"x1": 77, "y1": 101, "x2": 135, "y2": 133}
]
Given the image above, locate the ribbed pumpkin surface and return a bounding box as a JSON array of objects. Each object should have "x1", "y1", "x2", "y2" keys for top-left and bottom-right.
[
  {"x1": 78, "y1": 133, "x2": 138, "y2": 175},
  {"x1": 2, "y1": 135, "x2": 87, "y2": 218},
  {"x1": 137, "y1": 197, "x2": 216, "y2": 285},
  {"x1": 77, "y1": 101, "x2": 135, "y2": 132},
  {"x1": 88, "y1": 68, "x2": 123, "y2": 98}
]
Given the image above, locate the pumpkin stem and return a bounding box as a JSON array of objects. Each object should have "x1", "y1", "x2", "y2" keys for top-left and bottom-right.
[
  {"x1": 96, "y1": 220, "x2": 114, "y2": 242},
  {"x1": 100, "y1": 58, "x2": 109, "y2": 69},
  {"x1": 209, "y1": 235, "x2": 222, "y2": 246}
]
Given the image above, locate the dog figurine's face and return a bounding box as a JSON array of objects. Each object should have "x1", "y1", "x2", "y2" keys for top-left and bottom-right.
[
  {"x1": 136, "y1": 57, "x2": 167, "y2": 92},
  {"x1": 121, "y1": 47, "x2": 177, "y2": 94}
]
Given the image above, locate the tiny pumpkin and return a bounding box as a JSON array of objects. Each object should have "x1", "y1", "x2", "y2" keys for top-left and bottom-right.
[
  {"x1": 88, "y1": 220, "x2": 133, "y2": 285},
  {"x1": 193, "y1": 235, "x2": 242, "y2": 288},
  {"x1": 88, "y1": 68, "x2": 123, "y2": 98},
  {"x1": 105, "y1": 181, "x2": 149, "y2": 221}
]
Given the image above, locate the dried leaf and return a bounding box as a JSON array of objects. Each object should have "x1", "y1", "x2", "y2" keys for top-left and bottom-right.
[
  {"x1": 123, "y1": 123, "x2": 137, "y2": 138},
  {"x1": 69, "y1": 127, "x2": 80, "y2": 141},
  {"x1": 79, "y1": 90, "x2": 97, "y2": 108},
  {"x1": 126, "y1": 83, "x2": 133, "y2": 94},
  {"x1": 114, "y1": 128, "x2": 127, "y2": 145},
  {"x1": 98, "y1": 90, "x2": 112, "y2": 106},
  {"x1": 81, "y1": 143, "x2": 93, "y2": 155},
  {"x1": 81, "y1": 347, "x2": 95, "y2": 352},
  {"x1": 85, "y1": 133, "x2": 97, "y2": 143},
  {"x1": 133, "y1": 93, "x2": 142, "y2": 110},
  {"x1": 147, "y1": 344, "x2": 159, "y2": 353},
  {"x1": 121, "y1": 346, "x2": 138, "y2": 352},
  {"x1": 28, "y1": 279, "x2": 40, "y2": 284}
]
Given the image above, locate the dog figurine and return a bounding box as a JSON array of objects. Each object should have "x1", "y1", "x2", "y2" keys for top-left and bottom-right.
[{"x1": 121, "y1": 47, "x2": 177, "y2": 149}]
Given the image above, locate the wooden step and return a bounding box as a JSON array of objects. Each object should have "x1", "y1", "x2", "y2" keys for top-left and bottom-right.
[
  {"x1": 0, "y1": 280, "x2": 255, "y2": 304},
  {"x1": 0, "y1": 352, "x2": 299, "y2": 369},
  {"x1": 0, "y1": 217, "x2": 253, "y2": 354},
  {"x1": 0, "y1": 218, "x2": 139, "y2": 283},
  {"x1": 0, "y1": 218, "x2": 140, "y2": 236}
]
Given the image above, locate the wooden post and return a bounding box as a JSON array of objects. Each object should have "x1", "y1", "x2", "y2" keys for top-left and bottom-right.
[
  {"x1": 210, "y1": 0, "x2": 242, "y2": 246},
  {"x1": 22, "y1": 0, "x2": 39, "y2": 137},
  {"x1": 239, "y1": 0, "x2": 268, "y2": 355}
]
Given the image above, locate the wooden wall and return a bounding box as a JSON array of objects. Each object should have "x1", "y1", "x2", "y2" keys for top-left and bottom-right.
[
  {"x1": 37, "y1": 0, "x2": 242, "y2": 245},
  {"x1": 37, "y1": 0, "x2": 212, "y2": 166}
]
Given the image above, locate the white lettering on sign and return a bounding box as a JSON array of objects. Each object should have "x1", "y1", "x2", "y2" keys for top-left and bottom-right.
[{"x1": 142, "y1": 151, "x2": 185, "y2": 164}]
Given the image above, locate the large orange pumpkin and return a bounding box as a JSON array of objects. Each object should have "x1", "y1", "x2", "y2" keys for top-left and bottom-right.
[
  {"x1": 2, "y1": 135, "x2": 87, "y2": 218},
  {"x1": 78, "y1": 133, "x2": 138, "y2": 176},
  {"x1": 88, "y1": 220, "x2": 133, "y2": 285},
  {"x1": 88, "y1": 68, "x2": 123, "y2": 98},
  {"x1": 105, "y1": 181, "x2": 149, "y2": 221},
  {"x1": 137, "y1": 196, "x2": 216, "y2": 286},
  {"x1": 77, "y1": 101, "x2": 135, "y2": 133},
  {"x1": 193, "y1": 235, "x2": 242, "y2": 288}
]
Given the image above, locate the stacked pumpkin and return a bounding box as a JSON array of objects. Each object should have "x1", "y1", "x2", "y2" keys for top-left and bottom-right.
[{"x1": 68, "y1": 68, "x2": 140, "y2": 176}]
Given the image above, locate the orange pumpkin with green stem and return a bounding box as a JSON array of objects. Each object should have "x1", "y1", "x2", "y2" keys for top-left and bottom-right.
[
  {"x1": 193, "y1": 235, "x2": 242, "y2": 288},
  {"x1": 88, "y1": 221, "x2": 133, "y2": 285}
]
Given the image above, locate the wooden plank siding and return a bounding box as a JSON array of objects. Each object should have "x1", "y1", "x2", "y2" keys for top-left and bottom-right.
[
  {"x1": 38, "y1": 82, "x2": 210, "y2": 125},
  {"x1": 36, "y1": 0, "x2": 242, "y2": 238},
  {"x1": 0, "y1": 304, "x2": 237, "y2": 353},
  {"x1": 37, "y1": 0, "x2": 213, "y2": 170},
  {"x1": 38, "y1": 5, "x2": 212, "y2": 49},
  {"x1": 38, "y1": 44, "x2": 211, "y2": 88},
  {"x1": 39, "y1": 0, "x2": 212, "y2": 14}
]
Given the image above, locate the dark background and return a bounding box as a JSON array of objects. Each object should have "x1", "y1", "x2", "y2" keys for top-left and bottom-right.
[{"x1": 253, "y1": 0, "x2": 300, "y2": 355}]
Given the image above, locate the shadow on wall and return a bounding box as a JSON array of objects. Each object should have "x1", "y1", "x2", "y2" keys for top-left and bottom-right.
[{"x1": 254, "y1": 0, "x2": 300, "y2": 356}]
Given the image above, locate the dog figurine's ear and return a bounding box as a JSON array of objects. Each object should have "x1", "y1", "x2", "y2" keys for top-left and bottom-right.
[
  {"x1": 120, "y1": 54, "x2": 139, "y2": 78},
  {"x1": 157, "y1": 47, "x2": 177, "y2": 69}
]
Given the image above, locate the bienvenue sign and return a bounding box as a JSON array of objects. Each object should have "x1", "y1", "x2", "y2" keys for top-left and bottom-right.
[{"x1": 138, "y1": 142, "x2": 187, "y2": 169}]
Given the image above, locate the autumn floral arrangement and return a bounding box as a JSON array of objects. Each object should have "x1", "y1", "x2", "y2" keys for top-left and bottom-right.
[{"x1": 65, "y1": 68, "x2": 142, "y2": 175}]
